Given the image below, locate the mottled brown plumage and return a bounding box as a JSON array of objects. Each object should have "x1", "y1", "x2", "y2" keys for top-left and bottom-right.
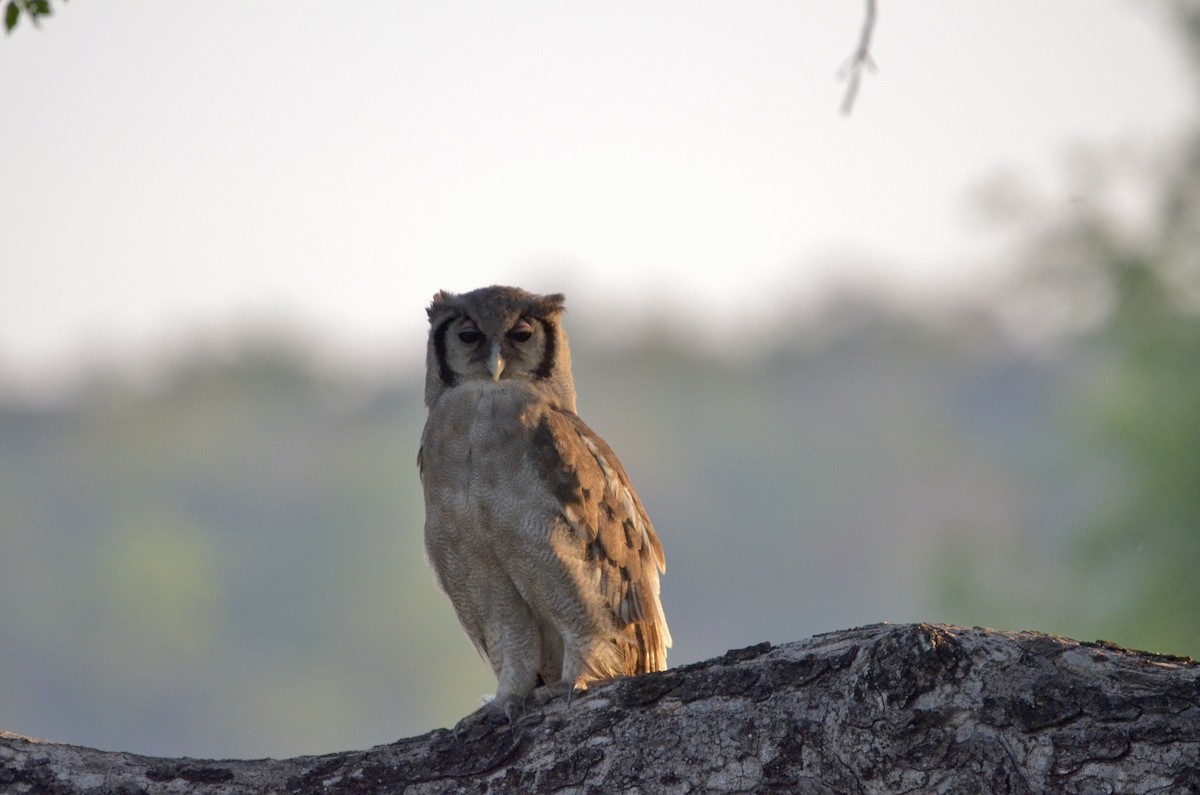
[{"x1": 418, "y1": 285, "x2": 670, "y2": 719}]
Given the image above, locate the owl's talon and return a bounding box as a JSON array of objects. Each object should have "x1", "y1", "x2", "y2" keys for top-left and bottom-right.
[
  {"x1": 451, "y1": 702, "x2": 510, "y2": 743},
  {"x1": 528, "y1": 679, "x2": 579, "y2": 708}
]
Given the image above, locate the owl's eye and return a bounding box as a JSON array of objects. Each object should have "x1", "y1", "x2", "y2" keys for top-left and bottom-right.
[
  {"x1": 507, "y1": 319, "x2": 534, "y2": 343},
  {"x1": 457, "y1": 320, "x2": 483, "y2": 344}
]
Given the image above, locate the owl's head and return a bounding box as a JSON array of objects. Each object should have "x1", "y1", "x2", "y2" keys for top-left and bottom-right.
[{"x1": 424, "y1": 285, "x2": 576, "y2": 410}]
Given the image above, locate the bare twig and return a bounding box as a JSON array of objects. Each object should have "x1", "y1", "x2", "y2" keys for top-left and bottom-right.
[{"x1": 839, "y1": 0, "x2": 878, "y2": 115}]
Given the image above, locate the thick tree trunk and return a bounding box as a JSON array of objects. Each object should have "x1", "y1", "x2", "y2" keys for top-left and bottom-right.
[{"x1": 3, "y1": 623, "x2": 1198, "y2": 794}]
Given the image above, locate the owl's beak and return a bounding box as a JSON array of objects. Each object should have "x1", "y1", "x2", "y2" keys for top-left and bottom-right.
[{"x1": 486, "y1": 341, "x2": 505, "y2": 381}]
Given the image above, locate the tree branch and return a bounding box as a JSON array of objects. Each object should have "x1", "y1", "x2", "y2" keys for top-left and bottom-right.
[{"x1": 3, "y1": 624, "x2": 1198, "y2": 793}]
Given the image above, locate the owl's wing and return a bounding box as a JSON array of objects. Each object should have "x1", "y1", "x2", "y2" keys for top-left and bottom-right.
[{"x1": 531, "y1": 408, "x2": 672, "y2": 675}]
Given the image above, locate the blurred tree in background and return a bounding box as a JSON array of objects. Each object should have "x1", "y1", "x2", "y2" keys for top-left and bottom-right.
[
  {"x1": 1087, "y1": 0, "x2": 1200, "y2": 653},
  {"x1": 1071, "y1": 134, "x2": 1200, "y2": 654},
  {"x1": 940, "y1": 0, "x2": 1200, "y2": 658}
]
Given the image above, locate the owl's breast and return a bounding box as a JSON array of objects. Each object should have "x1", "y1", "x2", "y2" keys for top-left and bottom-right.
[{"x1": 421, "y1": 382, "x2": 548, "y2": 547}]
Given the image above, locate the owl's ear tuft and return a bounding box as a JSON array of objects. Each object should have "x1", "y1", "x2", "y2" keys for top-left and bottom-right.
[
  {"x1": 536, "y1": 293, "x2": 567, "y2": 317},
  {"x1": 427, "y1": 291, "x2": 458, "y2": 322}
]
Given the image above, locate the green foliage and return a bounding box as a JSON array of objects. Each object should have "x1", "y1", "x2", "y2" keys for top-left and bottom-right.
[
  {"x1": 939, "y1": 128, "x2": 1200, "y2": 658},
  {"x1": 4, "y1": 0, "x2": 63, "y2": 34},
  {"x1": 1073, "y1": 137, "x2": 1200, "y2": 654},
  {"x1": 931, "y1": 6, "x2": 1200, "y2": 659}
]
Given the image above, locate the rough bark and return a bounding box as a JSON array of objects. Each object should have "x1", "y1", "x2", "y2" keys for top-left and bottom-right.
[{"x1": 3, "y1": 623, "x2": 1198, "y2": 794}]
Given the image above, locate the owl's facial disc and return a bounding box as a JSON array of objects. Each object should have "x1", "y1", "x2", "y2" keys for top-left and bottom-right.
[
  {"x1": 485, "y1": 319, "x2": 536, "y2": 380},
  {"x1": 446, "y1": 315, "x2": 545, "y2": 384}
]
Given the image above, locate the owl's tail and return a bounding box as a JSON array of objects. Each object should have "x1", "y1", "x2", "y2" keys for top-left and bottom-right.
[
  {"x1": 630, "y1": 617, "x2": 671, "y2": 674},
  {"x1": 582, "y1": 613, "x2": 672, "y2": 686}
]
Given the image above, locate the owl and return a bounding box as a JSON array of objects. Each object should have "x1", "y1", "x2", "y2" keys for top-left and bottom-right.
[{"x1": 418, "y1": 285, "x2": 670, "y2": 722}]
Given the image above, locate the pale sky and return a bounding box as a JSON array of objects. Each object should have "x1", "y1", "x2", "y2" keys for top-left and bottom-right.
[{"x1": 1, "y1": 1, "x2": 1195, "y2": 388}]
